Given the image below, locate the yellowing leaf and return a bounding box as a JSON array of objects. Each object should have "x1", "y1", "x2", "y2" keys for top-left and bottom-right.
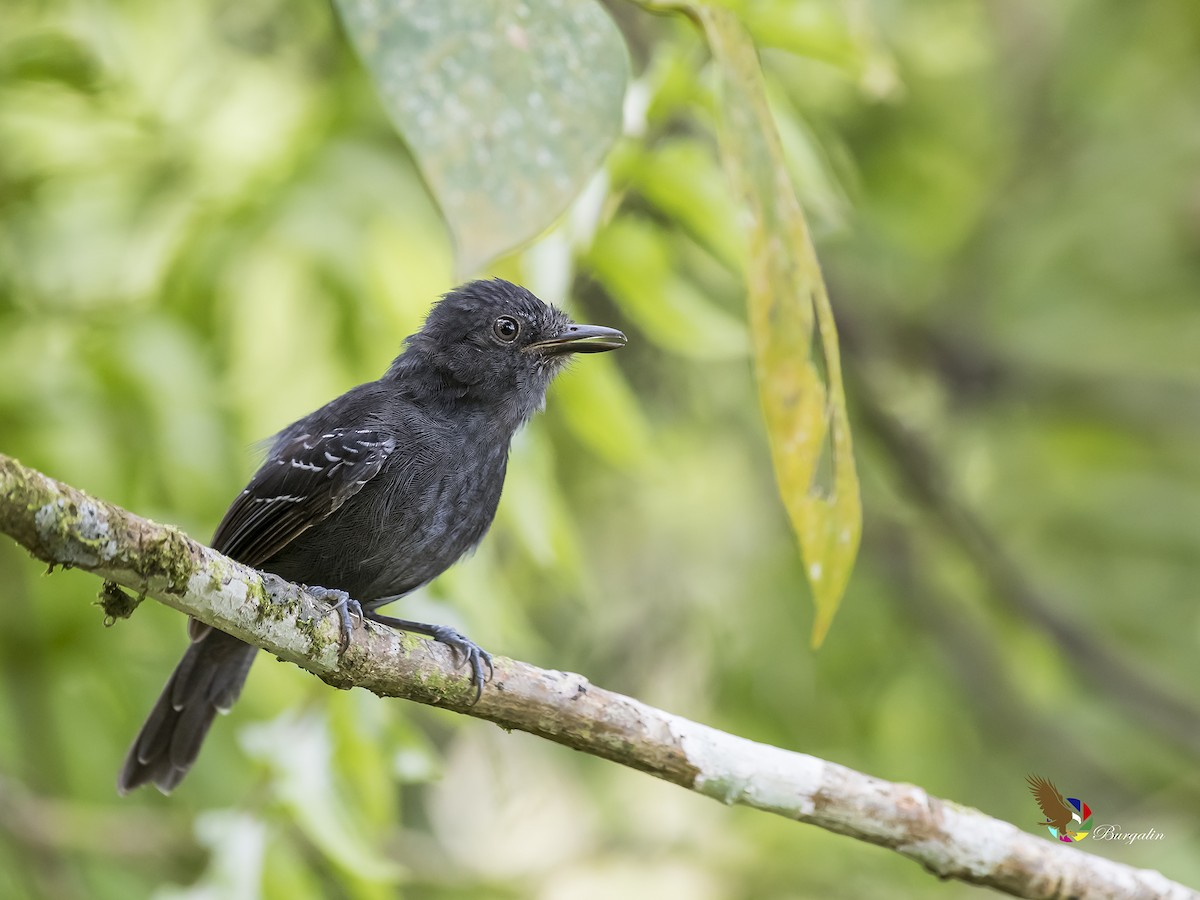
[{"x1": 698, "y1": 7, "x2": 861, "y2": 648}]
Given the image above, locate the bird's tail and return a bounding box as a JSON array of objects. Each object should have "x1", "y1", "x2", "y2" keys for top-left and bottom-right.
[{"x1": 117, "y1": 628, "x2": 257, "y2": 794}]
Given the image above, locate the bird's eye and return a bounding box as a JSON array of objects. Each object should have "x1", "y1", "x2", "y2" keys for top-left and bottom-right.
[{"x1": 493, "y1": 315, "x2": 520, "y2": 342}]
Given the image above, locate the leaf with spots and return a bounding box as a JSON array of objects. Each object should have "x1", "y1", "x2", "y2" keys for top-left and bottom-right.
[
  {"x1": 697, "y1": 7, "x2": 862, "y2": 648},
  {"x1": 335, "y1": 0, "x2": 630, "y2": 275}
]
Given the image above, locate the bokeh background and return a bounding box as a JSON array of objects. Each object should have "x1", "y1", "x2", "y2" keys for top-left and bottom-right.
[{"x1": 2, "y1": 0, "x2": 1199, "y2": 897}]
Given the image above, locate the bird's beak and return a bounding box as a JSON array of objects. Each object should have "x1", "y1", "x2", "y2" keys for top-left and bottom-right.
[{"x1": 529, "y1": 323, "x2": 628, "y2": 355}]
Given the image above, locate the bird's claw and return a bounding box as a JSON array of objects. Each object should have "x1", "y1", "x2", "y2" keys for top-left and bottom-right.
[
  {"x1": 427, "y1": 625, "x2": 494, "y2": 704},
  {"x1": 308, "y1": 586, "x2": 362, "y2": 656},
  {"x1": 358, "y1": 611, "x2": 493, "y2": 703}
]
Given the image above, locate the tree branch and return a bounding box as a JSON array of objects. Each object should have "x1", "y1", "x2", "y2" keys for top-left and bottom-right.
[{"x1": 0, "y1": 452, "x2": 1193, "y2": 900}]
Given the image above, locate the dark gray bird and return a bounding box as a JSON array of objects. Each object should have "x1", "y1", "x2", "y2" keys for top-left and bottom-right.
[{"x1": 118, "y1": 278, "x2": 626, "y2": 794}]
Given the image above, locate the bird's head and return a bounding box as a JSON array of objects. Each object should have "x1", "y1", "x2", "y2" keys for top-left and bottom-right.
[{"x1": 394, "y1": 279, "x2": 627, "y2": 424}]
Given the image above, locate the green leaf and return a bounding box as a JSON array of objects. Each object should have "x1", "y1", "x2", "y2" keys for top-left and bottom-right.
[
  {"x1": 497, "y1": 428, "x2": 581, "y2": 572},
  {"x1": 698, "y1": 7, "x2": 862, "y2": 648},
  {"x1": 551, "y1": 354, "x2": 653, "y2": 471},
  {"x1": 623, "y1": 137, "x2": 746, "y2": 269},
  {"x1": 587, "y1": 215, "x2": 750, "y2": 360},
  {"x1": 335, "y1": 0, "x2": 630, "y2": 275}
]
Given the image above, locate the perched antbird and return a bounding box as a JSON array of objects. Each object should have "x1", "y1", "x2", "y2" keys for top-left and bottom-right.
[
  {"x1": 118, "y1": 279, "x2": 627, "y2": 794},
  {"x1": 1026, "y1": 774, "x2": 1076, "y2": 833}
]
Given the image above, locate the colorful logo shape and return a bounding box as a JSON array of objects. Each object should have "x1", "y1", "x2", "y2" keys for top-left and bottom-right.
[{"x1": 1026, "y1": 775, "x2": 1092, "y2": 842}]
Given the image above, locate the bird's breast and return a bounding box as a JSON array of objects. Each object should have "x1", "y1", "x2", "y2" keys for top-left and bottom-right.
[{"x1": 264, "y1": 425, "x2": 510, "y2": 602}]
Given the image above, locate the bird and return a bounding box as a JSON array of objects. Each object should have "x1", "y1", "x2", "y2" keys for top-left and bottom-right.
[
  {"x1": 117, "y1": 278, "x2": 627, "y2": 794},
  {"x1": 1026, "y1": 774, "x2": 1077, "y2": 834}
]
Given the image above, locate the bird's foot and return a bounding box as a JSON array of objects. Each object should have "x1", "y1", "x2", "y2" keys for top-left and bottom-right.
[
  {"x1": 363, "y1": 612, "x2": 493, "y2": 703},
  {"x1": 307, "y1": 586, "x2": 362, "y2": 655},
  {"x1": 426, "y1": 624, "x2": 494, "y2": 699}
]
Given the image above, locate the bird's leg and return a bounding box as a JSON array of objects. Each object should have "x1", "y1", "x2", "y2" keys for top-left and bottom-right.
[
  {"x1": 362, "y1": 611, "x2": 493, "y2": 703},
  {"x1": 305, "y1": 586, "x2": 362, "y2": 655}
]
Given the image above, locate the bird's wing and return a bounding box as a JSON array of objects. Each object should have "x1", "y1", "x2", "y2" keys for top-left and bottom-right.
[
  {"x1": 1026, "y1": 775, "x2": 1072, "y2": 821},
  {"x1": 211, "y1": 427, "x2": 397, "y2": 567}
]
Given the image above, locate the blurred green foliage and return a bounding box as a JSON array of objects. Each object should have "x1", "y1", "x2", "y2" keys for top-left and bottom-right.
[{"x1": 1, "y1": 0, "x2": 1199, "y2": 898}]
